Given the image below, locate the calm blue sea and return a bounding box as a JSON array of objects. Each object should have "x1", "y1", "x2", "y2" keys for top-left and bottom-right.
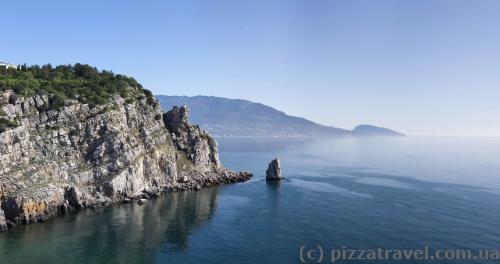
[{"x1": 1, "y1": 137, "x2": 499, "y2": 264}]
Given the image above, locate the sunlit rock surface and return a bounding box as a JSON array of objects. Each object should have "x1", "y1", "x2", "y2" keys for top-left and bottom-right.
[{"x1": 0, "y1": 93, "x2": 251, "y2": 231}]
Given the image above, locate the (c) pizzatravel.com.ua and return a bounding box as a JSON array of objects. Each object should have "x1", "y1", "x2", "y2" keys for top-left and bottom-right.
[{"x1": 299, "y1": 245, "x2": 500, "y2": 263}]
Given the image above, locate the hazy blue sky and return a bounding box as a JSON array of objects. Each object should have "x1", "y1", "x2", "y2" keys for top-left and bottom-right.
[{"x1": 2, "y1": 0, "x2": 499, "y2": 136}]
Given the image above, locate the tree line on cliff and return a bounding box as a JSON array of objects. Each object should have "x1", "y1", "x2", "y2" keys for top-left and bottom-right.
[{"x1": 0, "y1": 63, "x2": 154, "y2": 108}]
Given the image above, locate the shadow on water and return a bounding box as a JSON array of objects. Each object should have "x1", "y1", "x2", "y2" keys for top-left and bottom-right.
[
  {"x1": 0, "y1": 187, "x2": 221, "y2": 264},
  {"x1": 265, "y1": 180, "x2": 283, "y2": 203},
  {"x1": 265, "y1": 180, "x2": 283, "y2": 189}
]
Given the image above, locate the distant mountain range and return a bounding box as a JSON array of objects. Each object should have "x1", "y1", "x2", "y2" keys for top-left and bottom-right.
[{"x1": 156, "y1": 95, "x2": 404, "y2": 137}]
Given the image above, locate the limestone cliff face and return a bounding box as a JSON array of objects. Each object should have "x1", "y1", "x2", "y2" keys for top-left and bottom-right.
[{"x1": 0, "y1": 91, "x2": 251, "y2": 231}]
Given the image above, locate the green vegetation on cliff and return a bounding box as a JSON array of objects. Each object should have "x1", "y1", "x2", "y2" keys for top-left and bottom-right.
[
  {"x1": 0, "y1": 118, "x2": 18, "y2": 133},
  {"x1": 0, "y1": 64, "x2": 153, "y2": 107}
]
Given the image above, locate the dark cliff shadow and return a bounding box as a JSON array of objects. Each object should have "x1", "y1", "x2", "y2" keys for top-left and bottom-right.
[{"x1": 0, "y1": 187, "x2": 220, "y2": 264}]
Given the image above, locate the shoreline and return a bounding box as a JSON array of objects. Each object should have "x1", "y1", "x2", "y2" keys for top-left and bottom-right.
[{"x1": 0, "y1": 170, "x2": 252, "y2": 233}]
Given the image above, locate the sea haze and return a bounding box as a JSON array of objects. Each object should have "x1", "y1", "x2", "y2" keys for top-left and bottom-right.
[{"x1": 0, "y1": 137, "x2": 499, "y2": 263}]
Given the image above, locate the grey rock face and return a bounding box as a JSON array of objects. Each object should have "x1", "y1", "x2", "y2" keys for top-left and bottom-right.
[
  {"x1": 0, "y1": 209, "x2": 7, "y2": 231},
  {"x1": 266, "y1": 158, "x2": 282, "y2": 181},
  {"x1": 163, "y1": 105, "x2": 190, "y2": 131},
  {"x1": 163, "y1": 105, "x2": 221, "y2": 172},
  {"x1": 0, "y1": 93, "x2": 252, "y2": 231}
]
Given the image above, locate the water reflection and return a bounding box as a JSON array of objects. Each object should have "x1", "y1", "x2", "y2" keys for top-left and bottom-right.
[{"x1": 0, "y1": 187, "x2": 220, "y2": 263}]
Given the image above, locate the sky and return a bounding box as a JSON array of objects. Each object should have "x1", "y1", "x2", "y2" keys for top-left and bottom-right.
[{"x1": 1, "y1": 0, "x2": 499, "y2": 136}]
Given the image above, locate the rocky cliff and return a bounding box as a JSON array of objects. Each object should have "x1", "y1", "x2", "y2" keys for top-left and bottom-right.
[{"x1": 0, "y1": 91, "x2": 251, "y2": 231}]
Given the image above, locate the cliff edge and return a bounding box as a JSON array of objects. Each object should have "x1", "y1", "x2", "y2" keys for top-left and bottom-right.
[{"x1": 0, "y1": 89, "x2": 251, "y2": 231}]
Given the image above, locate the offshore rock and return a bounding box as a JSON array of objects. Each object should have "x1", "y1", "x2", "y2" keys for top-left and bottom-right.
[
  {"x1": 266, "y1": 158, "x2": 282, "y2": 181},
  {"x1": 0, "y1": 94, "x2": 252, "y2": 232}
]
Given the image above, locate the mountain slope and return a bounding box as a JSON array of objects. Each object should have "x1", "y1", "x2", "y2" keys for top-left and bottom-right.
[
  {"x1": 352, "y1": 125, "x2": 405, "y2": 136},
  {"x1": 156, "y1": 95, "x2": 403, "y2": 137}
]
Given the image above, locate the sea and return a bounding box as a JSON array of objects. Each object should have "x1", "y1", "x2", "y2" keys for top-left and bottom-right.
[{"x1": 1, "y1": 137, "x2": 499, "y2": 264}]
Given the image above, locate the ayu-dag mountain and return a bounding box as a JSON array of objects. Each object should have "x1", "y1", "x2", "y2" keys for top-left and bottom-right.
[{"x1": 156, "y1": 95, "x2": 404, "y2": 137}]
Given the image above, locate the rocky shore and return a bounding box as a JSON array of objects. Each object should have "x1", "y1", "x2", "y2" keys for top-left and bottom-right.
[{"x1": 0, "y1": 91, "x2": 251, "y2": 231}]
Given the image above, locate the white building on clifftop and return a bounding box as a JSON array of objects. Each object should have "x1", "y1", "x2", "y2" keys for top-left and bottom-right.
[{"x1": 0, "y1": 61, "x2": 18, "y2": 69}]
